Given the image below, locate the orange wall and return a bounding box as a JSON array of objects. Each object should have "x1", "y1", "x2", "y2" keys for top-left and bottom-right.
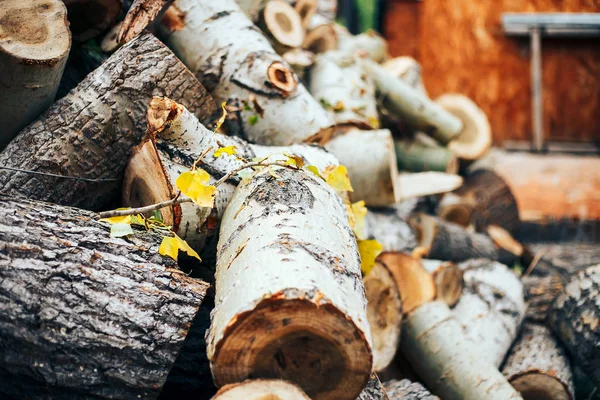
[{"x1": 384, "y1": 0, "x2": 600, "y2": 144}]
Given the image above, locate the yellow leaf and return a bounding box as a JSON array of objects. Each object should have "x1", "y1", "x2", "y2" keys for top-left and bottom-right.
[
  {"x1": 159, "y1": 236, "x2": 179, "y2": 260},
  {"x1": 214, "y1": 146, "x2": 238, "y2": 158},
  {"x1": 214, "y1": 102, "x2": 228, "y2": 133},
  {"x1": 176, "y1": 236, "x2": 201, "y2": 260},
  {"x1": 351, "y1": 201, "x2": 367, "y2": 240},
  {"x1": 176, "y1": 170, "x2": 217, "y2": 208},
  {"x1": 368, "y1": 116, "x2": 380, "y2": 129},
  {"x1": 358, "y1": 240, "x2": 383, "y2": 276},
  {"x1": 305, "y1": 165, "x2": 322, "y2": 178},
  {"x1": 100, "y1": 214, "x2": 131, "y2": 225},
  {"x1": 284, "y1": 153, "x2": 305, "y2": 168},
  {"x1": 324, "y1": 165, "x2": 353, "y2": 192},
  {"x1": 110, "y1": 223, "x2": 134, "y2": 237}
]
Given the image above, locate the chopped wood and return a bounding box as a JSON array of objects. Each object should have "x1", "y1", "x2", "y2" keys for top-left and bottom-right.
[
  {"x1": 364, "y1": 206, "x2": 417, "y2": 253},
  {"x1": 304, "y1": 15, "x2": 338, "y2": 53},
  {"x1": 206, "y1": 168, "x2": 372, "y2": 400},
  {"x1": 396, "y1": 172, "x2": 463, "y2": 200},
  {"x1": 118, "y1": 0, "x2": 170, "y2": 43},
  {"x1": 0, "y1": 196, "x2": 209, "y2": 399},
  {"x1": 336, "y1": 27, "x2": 389, "y2": 63},
  {"x1": 394, "y1": 139, "x2": 459, "y2": 174},
  {"x1": 64, "y1": 0, "x2": 122, "y2": 42},
  {"x1": 358, "y1": 373, "x2": 390, "y2": 400},
  {"x1": 0, "y1": 32, "x2": 216, "y2": 211},
  {"x1": 294, "y1": 0, "x2": 317, "y2": 28},
  {"x1": 258, "y1": 0, "x2": 305, "y2": 52},
  {"x1": 315, "y1": 0, "x2": 337, "y2": 21},
  {"x1": 487, "y1": 225, "x2": 534, "y2": 267},
  {"x1": 212, "y1": 379, "x2": 311, "y2": 399},
  {"x1": 382, "y1": 57, "x2": 428, "y2": 96},
  {"x1": 383, "y1": 379, "x2": 439, "y2": 400},
  {"x1": 420, "y1": 259, "x2": 463, "y2": 307},
  {"x1": 502, "y1": 323, "x2": 574, "y2": 400},
  {"x1": 521, "y1": 273, "x2": 564, "y2": 323},
  {"x1": 283, "y1": 48, "x2": 315, "y2": 78},
  {"x1": 0, "y1": 0, "x2": 70, "y2": 149}
]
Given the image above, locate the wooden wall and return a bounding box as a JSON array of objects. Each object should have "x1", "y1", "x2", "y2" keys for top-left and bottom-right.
[{"x1": 383, "y1": 0, "x2": 600, "y2": 145}]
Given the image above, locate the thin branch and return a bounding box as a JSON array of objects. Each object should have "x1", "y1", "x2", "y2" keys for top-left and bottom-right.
[{"x1": 0, "y1": 166, "x2": 119, "y2": 182}]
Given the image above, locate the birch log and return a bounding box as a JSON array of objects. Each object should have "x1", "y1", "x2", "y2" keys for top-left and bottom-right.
[
  {"x1": 310, "y1": 51, "x2": 379, "y2": 129},
  {"x1": 548, "y1": 264, "x2": 600, "y2": 386},
  {"x1": 118, "y1": 0, "x2": 170, "y2": 43},
  {"x1": 383, "y1": 379, "x2": 439, "y2": 400},
  {"x1": 401, "y1": 301, "x2": 523, "y2": 400},
  {"x1": 64, "y1": 0, "x2": 122, "y2": 41},
  {"x1": 304, "y1": 14, "x2": 337, "y2": 53},
  {"x1": 487, "y1": 225, "x2": 534, "y2": 267},
  {"x1": 364, "y1": 59, "x2": 463, "y2": 144},
  {"x1": 420, "y1": 259, "x2": 463, "y2": 307},
  {"x1": 382, "y1": 57, "x2": 427, "y2": 96},
  {"x1": 335, "y1": 25, "x2": 388, "y2": 63},
  {"x1": 364, "y1": 261, "x2": 403, "y2": 372},
  {"x1": 453, "y1": 259, "x2": 525, "y2": 368},
  {"x1": 258, "y1": 0, "x2": 305, "y2": 53},
  {"x1": 409, "y1": 214, "x2": 499, "y2": 262},
  {"x1": 0, "y1": 0, "x2": 70, "y2": 149},
  {"x1": 0, "y1": 32, "x2": 216, "y2": 211},
  {"x1": 283, "y1": 48, "x2": 315, "y2": 79},
  {"x1": 207, "y1": 168, "x2": 372, "y2": 400},
  {"x1": 158, "y1": 0, "x2": 333, "y2": 145},
  {"x1": 364, "y1": 206, "x2": 417, "y2": 253},
  {"x1": 357, "y1": 373, "x2": 390, "y2": 400},
  {"x1": 293, "y1": 0, "x2": 317, "y2": 28},
  {"x1": 502, "y1": 323, "x2": 574, "y2": 400},
  {"x1": 394, "y1": 139, "x2": 459, "y2": 174},
  {"x1": 212, "y1": 379, "x2": 310, "y2": 400},
  {"x1": 316, "y1": 0, "x2": 337, "y2": 21},
  {"x1": 0, "y1": 197, "x2": 209, "y2": 399}
]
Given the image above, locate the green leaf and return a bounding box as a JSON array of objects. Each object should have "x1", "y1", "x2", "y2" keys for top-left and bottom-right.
[
  {"x1": 151, "y1": 210, "x2": 163, "y2": 223},
  {"x1": 248, "y1": 115, "x2": 259, "y2": 126},
  {"x1": 110, "y1": 223, "x2": 134, "y2": 238}
]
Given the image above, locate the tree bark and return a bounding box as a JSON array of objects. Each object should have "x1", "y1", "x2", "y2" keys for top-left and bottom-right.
[
  {"x1": 383, "y1": 379, "x2": 439, "y2": 400},
  {"x1": 315, "y1": 0, "x2": 337, "y2": 21},
  {"x1": 364, "y1": 261, "x2": 403, "y2": 372},
  {"x1": 364, "y1": 206, "x2": 417, "y2": 253},
  {"x1": 64, "y1": 0, "x2": 123, "y2": 42},
  {"x1": 438, "y1": 169, "x2": 520, "y2": 235},
  {"x1": 453, "y1": 259, "x2": 525, "y2": 368},
  {"x1": 502, "y1": 323, "x2": 574, "y2": 400},
  {"x1": 548, "y1": 264, "x2": 600, "y2": 387},
  {"x1": 207, "y1": 168, "x2": 372, "y2": 400},
  {"x1": 0, "y1": 32, "x2": 217, "y2": 212},
  {"x1": 56, "y1": 41, "x2": 108, "y2": 100},
  {"x1": 394, "y1": 139, "x2": 458, "y2": 174},
  {"x1": 212, "y1": 379, "x2": 311, "y2": 399},
  {"x1": 357, "y1": 373, "x2": 390, "y2": 400},
  {"x1": 336, "y1": 27, "x2": 388, "y2": 63},
  {"x1": 400, "y1": 301, "x2": 523, "y2": 400},
  {"x1": 0, "y1": 196, "x2": 209, "y2": 399},
  {"x1": 0, "y1": 0, "x2": 71, "y2": 149},
  {"x1": 364, "y1": 59, "x2": 463, "y2": 145},
  {"x1": 521, "y1": 273, "x2": 564, "y2": 323},
  {"x1": 409, "y1": 214, "x2": 499, "y2": 262},
  {"x1": 310, "y1": 51, "x2": 379, "y2": 129},
  {"x1": 420, "y1": 259, "x2": 463, "y2": 307},
  {"x1": 382, "y1": 57, "x2": 427, "y2": 96},
  {"x1": 158, "y1": 0, "x2": 333, "y2": 146},
  {"x1": 118, "y1": 0, "x2": 170, "y2": 43}
]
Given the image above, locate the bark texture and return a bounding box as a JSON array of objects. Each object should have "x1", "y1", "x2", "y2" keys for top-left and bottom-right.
[
  {"x1": 364, "y1": 206, "x2": 417, "y2": 253},
  {"x1": 502, "y1": 323, "x2": 574, "y2": 400},
  {"x1": 357, "y1": 373, "x2": 390, "y2": 400},
  {"x1": 521, "y1": 273, "x2": 565, "y2": 323},
  {"x1": 383, "y1": 379, "x2": 439, "y2": 400},
  {"x1": 118, "y1": 0, "x2": 170, "y2": 43},
  {"x1": 0, "y1": 0, "x2": 70, "y2": 149},
  {"x1": 64, "y1": 0, "x2": 122, "y2": 41},
  {"x1": 548, "y1": 264, "x2": 600, "y2": 386},
  {"x1": 336, "y1": 27, "x2": 388, "y2": 63},
  {"x1": 159, "y1": 0, "x2": 333, "y2": 145},
  {"x1": 0, "y1": 196, "x2": 209, "y2": 399},
  {"x1": 0, "y1": 32, "x2": 216, "y2": 211},
  {"x1": 207, "y1": 168, "x2": 372, "y2": 400},
  {"x1": 212, "y1": 379, "x2": 311, "y2": 399}
]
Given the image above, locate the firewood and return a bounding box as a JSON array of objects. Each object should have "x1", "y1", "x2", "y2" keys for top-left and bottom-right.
[
  {"x1": 364, "y1": 59, "x2": 463, "y2": 145},
  {"x1": 304, "y1": 14, "x2": 338, "y2": 53},
  {"x1": 383, "y1": 379, "x2": 439, "y2": 400},
  {"x1": 293, "y1": 0, "x2": 318, "y2": 28},
  {"x1": 395, "y1": 172, "x2": 463, "y2": 200},
  {"x1": 64, "y1": 0, "x2": 122, "y2": 42},
  {"x1": 258, "y1": 0, "x2": 305, "y2": 53},
  {"x1": 438, "y1": 168, "x2": 520, "y2": 234},
  {"x1": 487, "y1": 225, "x2": 534, "y2": 267},
  {"x1": 0, "y1": 0, "x2": 70, "y2": 149},
  {"x1": 502, "y1": 323, "x2": 574, "y2": 400},
  {"x1": 521, "y1": 273, "x2": 564, "y2": 323},
  {"x1": 364, "y1": 206, "x2": 417, "y2": 253},
  {"x1": 394, "y1": 139, "x2": 459, "y2": 174},
  {"x1": 283, "y1": 48, "x2": 315, "y2": 79},
  {"x1": 401, "y1": 301, "x2": 523, "y2": 400},
  {"x1": 0, "y1": 32, "x2": 216, "y2": 211},
  {"x1": 409, "y1": 214, "x2": 499, "y2": 262},
  {"x1": 420, "y1": 259, "x2": 463, "y2": 307},
  {"x1": 336, "y1": 26, "x2": 389, "y2": 63},
  {"x1": 158, "y1": 0, "x2": 333, "y2": 146},
  {"x1": 310, "y1": 51, "x2": 379, "y2": 129},
  {"x1": 548, "y1": 264, "x2": 600, "y2": 387},
  {"x1": 435, "y1": 94, "x2": 492, "y2": 161},
  {"x1": 100, "y1": 21, "x2": 124, "y2": 53},
  {"x1": 212, "y1": 379, "x2": 310, "y2": 399},
  {"x1": 206, "y1": 168, "x2": 372, "y2": 400},
  {"x1": 0, "y1": 196, "x2": 209, "y2": 399},
  {"x1": 315, "y1": 0, "x2": 337, "y2": 21},
  {"x1": 358, "y1": 373, "x2": 390, "y2": 400},
  {"x1": 56, "y1": 41, "x2": 108, "y2": 99},
  {"x1": 364, "y1": 261, "x2": 403, "y2": 372},
  {"x1": 382, "y1": 57, "x2": 427, "y2": 96},
  {"x1": 453, "y1": 259, "x2": 525, "y2": 367}
]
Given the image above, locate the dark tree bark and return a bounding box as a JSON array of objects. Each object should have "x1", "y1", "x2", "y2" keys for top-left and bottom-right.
[
  {"x1": 0, "y1": 32, "x2": 217, "y2": 212},
  {"x1": 0, "y1": 196, "x2": 210, "y2": 399},
  {"x1": 357, "y1": 373, "x2": 389, "y2": 400},
  {"x1": 383, "y1": 379, "x2": 439, "y2": 400}
]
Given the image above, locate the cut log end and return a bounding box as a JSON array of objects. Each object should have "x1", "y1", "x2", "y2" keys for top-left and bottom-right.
[
  {"x1": 295, "y1": 0, "x2": 317, "y2": 28},
  {"x1": 209, "y1": 295, "x2": 372, "y2": 400},
  {"x1": 421, "y1": 260, "x2": 463, "y2": 307},
  {"x1": 147, "y1": 96, "x2": 185, "y2": 136},
  {"x1": 267, "y1": 61, "x2": 298, "y2": 94},
  {"x1": 262, "y1": 0, "x2": 305, "y2": 49},
  {"x1": 364, "y1": 261, "x2": 403, "y2": 372},
  {"x1": 510, "y1": 373, "x2": 572, "y2": 400},
  {"x1": 438, "y1": 200, "x2": 472, "y2": 228},
  {"x1": 303, "y1": 24, "x2": 337, "y2": 53},
  {"x1": 63, "y1": 0, "x2": 121, "y2": 42},
  {"x1": 213, "y1": 379, "x2": 311, "y2": 400}
]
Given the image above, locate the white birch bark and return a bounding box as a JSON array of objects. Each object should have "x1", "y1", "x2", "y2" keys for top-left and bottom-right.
[
  {"x1": 304, "y1": 14, "x2": 338, "y2": 53},
  {"x1": 336, "y1": 28, "x2": 388, "y2": 63},
  {"x1": 159, "y1": 0, "x2": 333, "y2": 145},
  {"x1": 364, "y1": 206, "x2": 417, "y2": 253},
  {"x1": 315, "y1": 0, "x2": 337, "y2": 21},
  {"x1": 207, "y1": 168, "x2": 372, "y2": 400},
  {"x1": 382, "y1": 57, "x2": 427, "y2": 96},
  {"x1": 401, "y1": 301, "x2": 523, "y2": 400},
  {"x1": 212, "y1": 379, "x2": 311, "y2": 400}
]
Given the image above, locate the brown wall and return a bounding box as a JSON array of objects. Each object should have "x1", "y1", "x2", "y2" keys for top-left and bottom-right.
[{"x1": 384, "y1": 0, "x2": 600, "y2": 145}]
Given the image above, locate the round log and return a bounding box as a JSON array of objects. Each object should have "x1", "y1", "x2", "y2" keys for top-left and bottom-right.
[
  {"x1": 382, "y1": 57, "x2": 427, "y2": 96},
  {"x1": 0, "y1": 32, "x2": 216, "y2": 212},
  {"x1": 364, "y1": 261, "x2": 403, "y2": 372},
  {"x1": 207, "y1": 168, "x2": 372, "y2": 400},
  {"x1": 548, "y1": 264, "x2": 600, "y2": 387},
  {"x1": 258, "y1": 0, "x2": 305, "y2": 52},
  {"x1": 502, "y1": 323, "x2": 574, "y2": 400},
  {"x1": 394, "y1": 139, "x2": 459, "y2": 174},
  {"x1": 315, "y1": 0, "x2": 337, "y2": 21},
  {"x1": 395, "y1": 172, "x2": 463, "y2": 201},
  {"x1": 383, "y1": 379, "x2": 439, "y2": 400},
  {"x1": 212, "y1": 379, "x2": 310, "y2": 400},
  {"x1": 364, "y1": 206, "x2": 417, "y2": 253},
  {"x1": 64, "y1": 0, "x2": 122, "y2": 42},
  {"x1": 294, "y1": 0, "x2": 317, "y2": 28},
  {"x1": 521, "y1": 273, "x2": 564, "y2": 323},
  {"x1": 400, "y1": 301, "x2": 523, "y2": 400},
  {"x1": 303, "y1": 15, "x2": 337, "y2": 53},
  {"x1": 486, "y1": 225, "x2": 534, "y2": 267},
  {"x1": 283, "y1": 48, "x2": 315, "y2": 79},
  {"x1": 420, "y1": 259, "x2": 463, "y2": 307},
  {"x1": 159, "y1": 0, "x2": 333, "y2": 146},
  {"x1": 358, "y1": 373, "x2": 390, "y2": 400},
  {"x1": 0, "y1": 196, "x2": 209, "y2": 399},
  {"x1": 0, "y1": 0, "x2": 70, "y2": 149}
]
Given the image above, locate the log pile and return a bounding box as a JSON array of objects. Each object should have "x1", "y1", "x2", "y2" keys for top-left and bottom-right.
[{"x1": 0, "y1": 1, "x2": 596, "y2": 399}]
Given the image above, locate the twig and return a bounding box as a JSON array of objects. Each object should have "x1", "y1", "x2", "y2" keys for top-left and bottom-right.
[
  {"x1": 0, "y1": 166, "x2": 118, "y2": 182},
  {"x1": 523, "y1": 249, "x2": 546, "y2": 277}
]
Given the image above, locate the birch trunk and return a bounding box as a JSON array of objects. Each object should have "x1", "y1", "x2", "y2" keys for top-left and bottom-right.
[
  {"x1": 364, "y1": 261, "x2": 403, "y2": 372},
  {"x1": 207, "y1": 168, "x2": 372, "y2": 400},
  {"x1": 0, "y1": 0, "x2": 70, "y2": 149},
  {"x1": 548, "y1": 264, "x2": 600, "y2": 386},
  {"x1": 364, "y1": 206, "x2": 417, "y2": 253},
  {"x1": 337, "y1": 28, "x2": 389, "y2": 63},
  {"x1": 420, "y1": 259, "x2": 463, "y2": 307},
  {"x1": 394, "y1": 139, "x2": 458, "y2": 174},
  {"x1": 310, "y1": 51, "x2": 379, "y2": 129},
  {"x1": 409, "y1": 214, "x2": 499, "y2": 262},
  {"x1": 64, "y1": 0, "x2": 122, "y2": 41},
  {"x1": 382, "y1": 57, "x2": 427, "y2": 96},
  {"x1": 400, "y1": 301, "x2": 523, "y2": 400},
  {"x1": 383, "y1": 379, "x2": 439, "y2": 400},
  {"x1": 0, "y1": 32, "x2": 216, "y2": 211},
  {"x1": 212, "y1": 379, "x2": 311, "y2": 399},
  {"x1": 453, "y1": 259, "x2": 525, "y2": 368},
  {"x1": 364, "y1": 59, "x2": 463, "y2": 145},
  {"x1": 159, "y1": 0, "x2": 333, "y2": 145},
  {"x1": 0, "y1": 197, "x2": 209, "y2": 400},
  {"x1": 357, "y1": 373, "x2": 390, "y2": 400},
  {"x1": 502, "y1": 323, "x2": 574, "y2": 400}
]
